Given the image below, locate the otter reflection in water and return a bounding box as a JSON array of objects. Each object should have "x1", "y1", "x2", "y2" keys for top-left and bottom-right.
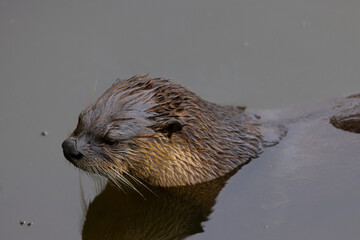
[
  {"x1": 63, "y1": 75, "x2": 360, "y2": 239},
  {"x1": 82, "y1": 167, "x2": 238, "y2": 240}
]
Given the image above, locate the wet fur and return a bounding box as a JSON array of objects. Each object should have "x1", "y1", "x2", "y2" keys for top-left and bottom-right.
[{"x1": 66, "y1": 75, "x2": 282, "y2": 187}]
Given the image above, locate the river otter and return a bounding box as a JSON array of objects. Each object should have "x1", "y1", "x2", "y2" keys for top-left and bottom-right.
[{"x1": 62, "y1": 75, "x2": 285, "y2": 187}]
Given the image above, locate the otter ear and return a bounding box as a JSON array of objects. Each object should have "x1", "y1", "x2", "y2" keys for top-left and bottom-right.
[{"x1": 153, "y1": 118, "x2": 186, "y2": 136}]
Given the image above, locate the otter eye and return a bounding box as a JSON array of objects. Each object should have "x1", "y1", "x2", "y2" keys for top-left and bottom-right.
[{"x1": 103, "y1": 133, "x2": 118, "y2": 146}]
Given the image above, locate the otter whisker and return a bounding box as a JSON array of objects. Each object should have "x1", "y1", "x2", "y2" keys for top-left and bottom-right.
[
  {"x1": 108, "y1": 164, "x2": 145, "y2": 197},
  {"x1": 101, "y1": 166, "x2": 125, "y2": 192},
  {"x1": 123, "y1": 171, "x2": 158, "y2": 197},
  {"x1": 89, "y1": 80, "x2": 98, "y2": 106}
]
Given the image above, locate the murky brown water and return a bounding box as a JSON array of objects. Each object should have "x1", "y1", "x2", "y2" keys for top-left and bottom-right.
[{"x1": 1, "y1": 1, "x2": 360, "y2": 239}]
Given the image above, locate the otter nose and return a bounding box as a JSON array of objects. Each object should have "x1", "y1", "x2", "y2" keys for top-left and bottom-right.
[{"x1": 62, "y1": 138, "x2": 82, "y2": 161}]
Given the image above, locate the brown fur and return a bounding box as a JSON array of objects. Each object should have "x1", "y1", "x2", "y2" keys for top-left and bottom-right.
[{"x1": 63, "y1": 75, "x2": 280, "y2": 187}]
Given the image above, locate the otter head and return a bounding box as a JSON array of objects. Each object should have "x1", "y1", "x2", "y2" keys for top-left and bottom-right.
[{"x1": 62, "y1": 75, "x2": 263, "y2": 187}]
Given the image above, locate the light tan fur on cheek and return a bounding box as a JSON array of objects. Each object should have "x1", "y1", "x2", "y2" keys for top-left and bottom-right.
[{"x1": 119, "y1": 135, "x2": 206, "y2": 187}]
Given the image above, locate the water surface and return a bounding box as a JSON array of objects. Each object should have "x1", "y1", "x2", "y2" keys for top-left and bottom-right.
[{"x1": 1, "y1": 1, "x2": 360, "y2": 239}]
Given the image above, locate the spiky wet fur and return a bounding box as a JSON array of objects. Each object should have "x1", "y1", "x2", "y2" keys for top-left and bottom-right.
[{"x1": 66, "y1": 75, "x2": 267, "y2": 188}]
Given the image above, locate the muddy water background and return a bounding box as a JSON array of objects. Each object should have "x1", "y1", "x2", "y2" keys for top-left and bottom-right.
[{"x1": 1, "y1": 1, "x2": 360, "y2": 239}]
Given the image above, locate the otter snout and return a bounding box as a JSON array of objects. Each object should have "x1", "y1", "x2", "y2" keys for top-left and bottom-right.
[{"x1": 62, "y1": 138, "x2": 83, "y2": 162}]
